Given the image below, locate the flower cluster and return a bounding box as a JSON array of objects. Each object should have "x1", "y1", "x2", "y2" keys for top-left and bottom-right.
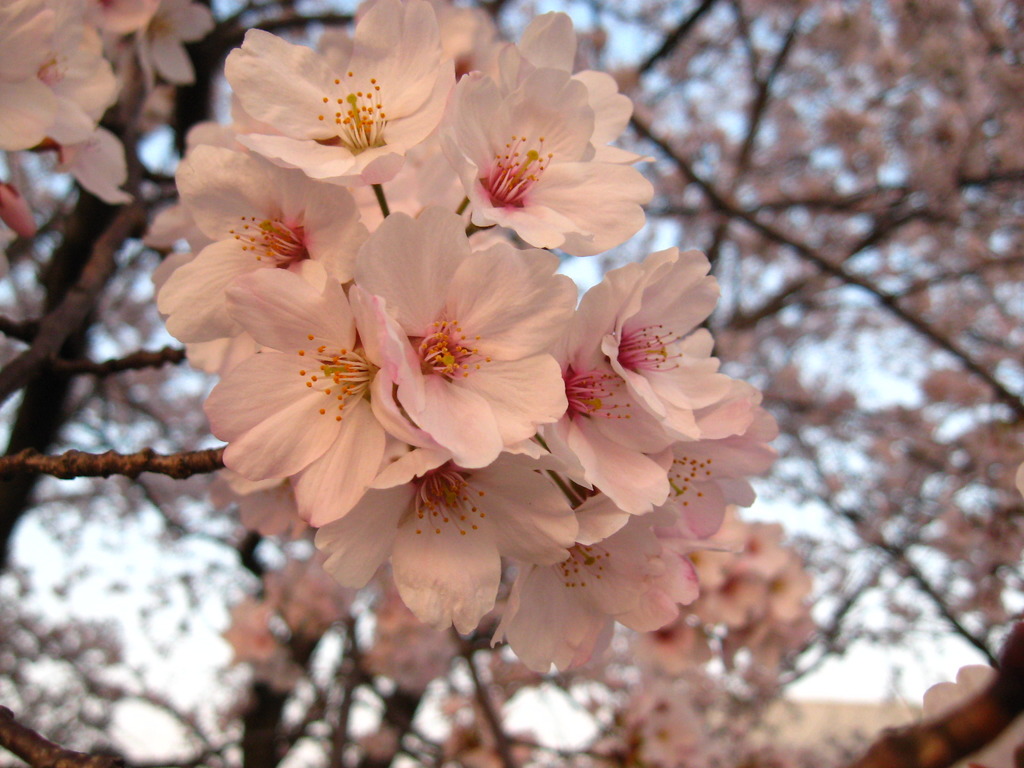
[
  {"x1": 0, "y1": 0, "x2": 214, "y2": 263},
  {"x1": 633, "y1": 508, "x2": 814, "y2": 689},
  {"x1": 156, "y1": 0, "x2": 778, "y2": 670}
]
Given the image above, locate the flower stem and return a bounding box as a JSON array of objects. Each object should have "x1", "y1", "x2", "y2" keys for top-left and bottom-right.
[
  {"x1": 372, "y1": 184, "x2": 390, "y2": 218},
  {"x1": 546, "y1": 469, "x2": 584, "y2": 508}
]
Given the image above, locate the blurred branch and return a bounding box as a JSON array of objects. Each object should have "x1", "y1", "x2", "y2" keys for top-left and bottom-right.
[
  {"x1": 637, "y1": 0, "x2": 720, "y2": 75},
  {"x1": 0, "y1": 706, "x2": 123, "y2": 768},
  {"x1": 0, "y1": 202, "x2": 147, "y2": 407},
  {"x1": 49, "y1": 346, "x2": 187, "y2": 377},
  {"x1": 843, "y1": 621, "x2": 1024, "y2": 768},
  {"x1": 457, "y1": 638, "x2": 518, "y2": 768},
  {"x1": 0, "y1": 447, "x2": 225, "y2": 480},
  {"x1": 632, "y1": 115, "x2": 1024, "y2": 420},
  {"x1": 0, "y1": 316, "x2": 38, "y2": 343}
]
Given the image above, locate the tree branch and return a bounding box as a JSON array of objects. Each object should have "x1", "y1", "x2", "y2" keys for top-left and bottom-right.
[
  {"x1": 844, "y1": 622, "x2": 1024, "y2": 768},
  {"x1": 0, "y1": 706, "x2": 124, "y2": 768},
  {"x1": 0, "y1": 202, "x2": 147, "y2": 407},
  {"x1": 632, "y1": 115, "x2": 1024, "y2": 419},
  {"x1": 49, "y1": 346, "x2": 187, "y2": 376},
  {"x1": 637, "y1": 0, "x2": 720, "y2": 75},
  {"x1": 0, "y1": 447, "x2": 225, "y2": 480}
]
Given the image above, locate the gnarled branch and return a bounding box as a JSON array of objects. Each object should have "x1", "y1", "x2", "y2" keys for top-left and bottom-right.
[{"x1": 0, "y1": 447, "x2": 225, "y2": 480}]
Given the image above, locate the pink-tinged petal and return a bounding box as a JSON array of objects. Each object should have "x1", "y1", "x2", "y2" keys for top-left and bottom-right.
[
  {"x1": 570, "y1": 262, "x2": 640, "y2": 369},
  {"x1": 157, "y1": 239, "x2": 258, "y2": 342},
  {"x1": 462, "y1": 356, "x2": 567, "y2": 445},
  {"x1": 529, "y1": 162, "x2": 652, "y2": 255},
  {"x1": 293, "y1": 402, "x2": 387, "y2": 526},
  {"x1": 444, "y1": 73, "x2": 504, "y2": 172},
  {"x1": 58, "y1": 128, "x2": 131, "y2": 204},
  {"x1": 0, "y1": 183, "x2": 36, "y2": 238},
  {"x1": 574, "y1": 494, "x2": 631, "y2": 545},
  {"x1": 235, "y1": 134, "x2": 360, "y2": 182},
  {"x1": 372, "y1": 447, "x2": 451, "y2": 490},
  {"x1": 449, "y1": 245, "x2": 575, "y2": 358},
  {"x1": 225, "y1": 29, "x2": 339, "y2": 140},
  {"x1": 519, "y1": 12, "x2": 576, "y2": 72},
  {"x1": 407, "y1": 376, "x2": 503, "y2": 468},
  {"x1": 469, "y1": 193, "x2": 576, "y2": 249},
  {"x1": 346, "y1": 0, "x2": 442, "y2": 117},
  {"x1": 1, "y1": 4, "x2": 55, "y2": 79},
  {"x1": 299, "y1": 188, "x2": 366, "y2": 282},
  {"x1": 175, "y1": 146, "x2": 286, "y2": 240},
  {"x1": 495, "y1": 565, "x2": 608, "y2": 673},
  {"x1": 226, "y1": 268, "x2": 355, "y2": 352},
  {"x1": 207, "y1": 353, "x2": 343, "y2": 479},
  {"x1": 355, "y1": 209, "x2": 467, "y2": 333},
  {"x1": 568, "y1": 418, "x2": 669, "y2": 515},
  {"x1": 475, "y1": 459, "x2": 577, "y2": 564},
  {"x1": 351, "y1": 289, "x2": 429, "y2": 429},
  {"x1": 574, "y1": 70, "x2": 632, "y2": 148},
  {"x1": 0, "y1": 81, "x2": 56, "y2": 151},
  {"x1": 151, "y1": 36, "x2": 194, "y2": 84},
  {"x1": 392, "y1": 520, "x2": 500, "y2": 632},
  {"x1": 501, "y1": 68, "x2": 593, "y2": 158},
  {"x1": 620, "y1": 552, "x2": 699, "y2": 632},
  {"x1": 316, "y1": 490, "x2": 406, "y2": 587},
  {"x1": 370, "y1": 372, "x2": 431, "y2": 447}
]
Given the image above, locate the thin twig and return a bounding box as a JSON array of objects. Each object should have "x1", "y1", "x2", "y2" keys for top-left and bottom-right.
[{"x1": 457, "y1": 637, "x2": 518, "y2": 768}]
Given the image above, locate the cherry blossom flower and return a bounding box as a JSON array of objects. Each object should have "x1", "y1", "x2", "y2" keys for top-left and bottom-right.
[
  {"x1": 316, "y1": 453, "x2": 578, "y2": 633},
  {"x1": 354, "y1": 207, "x2": 575, "y2": 468},
  {"x1": 443, "y1": 63, "x2": 652, "y2": 255},
  {"x1": 541, "y1": 248, "x2": 737, "y2": 515},
  {"x1": 0, "y1": 0, "x2": 58, "y2": 151},
  {"x1": 225, "y1": 0, "x2": 454, "y2": 185},
  {"x1": 541, "y1": 355, "x2": 673, "y2": 515},
  {"x1": 591, "y1": 248, "x2": 733, "y2": 440},
  {"x1": 86, "y1": 0, "x2": 160, "y2": 35},
  {"x1": 133, "y1": 0, "x2": 214, "y2": 86},
  {"x1": 204, "y1": 267, "x2": 386, "y2": 525},
  {"x1": 158, "y1": 145, "x2": 367, "y2": 342},
  {"x1": 38, "y1": 0, "x2": 119, "y2": 148},
  {"x1": 665, "y1": 386, "x2": 778, "y2": 537},
  {"x1": 507, "y1": 12, "x2": 648, "y2": 164},
  {"x1": 495, "y1": 497, "x2": 699, "y2": 672},
  {"x1": 210, "y1": 470, "x2": 308, "y2": 539},
  {"x1": 57, "y1": 127, "x2": 131, "y2": 204}
]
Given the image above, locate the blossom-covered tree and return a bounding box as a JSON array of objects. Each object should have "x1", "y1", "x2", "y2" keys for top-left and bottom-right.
[{"x1": 1, "y1": 1, "x2": 1023, "y2": 768}]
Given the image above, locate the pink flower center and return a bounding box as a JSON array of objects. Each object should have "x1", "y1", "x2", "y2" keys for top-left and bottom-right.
[
  {"x1": 617, "y1": 324, "x2": 682, "y2": 372},
  {"x1": 564, "y1": 368, "x2": 631, "y2": 419},
  {"x1": 411, "y1": 464, "x2": 487, "y2": 536},
  {"x1": 482, "y1": 135, "x2": 553, "y2": 208},
  {"x1": 295, "y1": 338, "x2": 373, "y2": 423},
  {"x1": 556, "y1": 543, "x2": 610, "y2": 589},
  {"x1": 668, "y1": 454, "x2": 713, "y2": 505},
  {"x1": 230, "y1": 216, "x2": 307, "y2": 268},
  {"x1": 417, "y1": 319, "x2": 489, "y2": 379},
  {"x1": 316, "y1": 73, "x2": 389, "y2": 154}
]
